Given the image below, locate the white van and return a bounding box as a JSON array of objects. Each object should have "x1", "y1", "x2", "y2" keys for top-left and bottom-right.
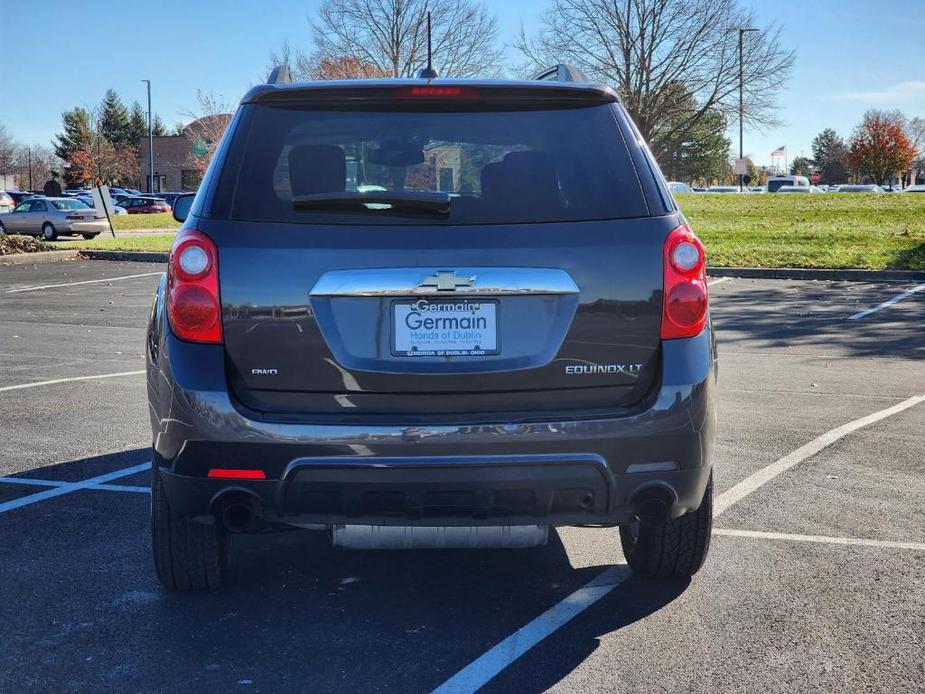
[{"x1": 767, "y1": 175, "x2": 810, "y2": 193}]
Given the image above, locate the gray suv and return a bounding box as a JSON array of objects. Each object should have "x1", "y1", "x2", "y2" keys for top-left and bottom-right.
[{"x1": 147, "y1": 66, "x2": 716, "y2": 590}]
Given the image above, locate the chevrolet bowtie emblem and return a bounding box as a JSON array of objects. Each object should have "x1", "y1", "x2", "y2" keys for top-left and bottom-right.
[{"x1": 418, "y1": 270, "x2": 476, "y2": 291}]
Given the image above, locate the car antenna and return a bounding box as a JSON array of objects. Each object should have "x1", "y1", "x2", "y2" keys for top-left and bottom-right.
[{"x1": 416, "y1": 12, "x2": 438, "y2": 79}]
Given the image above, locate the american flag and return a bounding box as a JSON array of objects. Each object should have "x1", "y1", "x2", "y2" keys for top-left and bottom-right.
[{"x1": 771, "y1": 146, "x2": 787, "y2": 157}]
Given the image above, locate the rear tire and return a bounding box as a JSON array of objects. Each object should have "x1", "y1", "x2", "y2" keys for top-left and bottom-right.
[
  {"x1": 81, "y1": 233, "x2": 99, "y2": 239},
  {"x1": 151, "y1": 467, "x2": 227, "y2": 591},
  {"x1": 620, "y1": 472, "x2": 712, "y2": 578},
  {"x1": 41, "y1": 223, "x2": 57, "y2": 241}
]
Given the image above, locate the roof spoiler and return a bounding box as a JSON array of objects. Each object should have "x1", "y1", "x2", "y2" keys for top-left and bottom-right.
[
  {"x1": 267, "y1": 65, "x2": 292, "y2": 85},
  {"x1": 531, "y1": 64, "x2": 590, "y2": 83}
]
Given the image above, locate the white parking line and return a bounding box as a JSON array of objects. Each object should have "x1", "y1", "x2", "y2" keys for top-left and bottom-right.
[
  {"x1": 0, "y1": 462, "x2": 150, "y2": 514},
  {"x1": 0, "y1": 370, "x2": 145, "y2": 393},
  {"x1": 707, "y1": 277, "x2": 730, "y2": 287},
  {"x1": 713, "y1": 393, "x2": 925, "y2": 516},
  {"x1": 431, "y1": 565, "x2": 631, "y2": 694},
  {"x1": 5, "y1": 271, "x2": 162, "y2": 294},
  {"x1": 432, "y1": 393, "x2": 925, "y2": 693},
  {"x1": 849, "y1": 283, "x2": 925, "y2": 320},
  {"x1": 713, "y1": 528, "x2": 925, "y2": 552}
]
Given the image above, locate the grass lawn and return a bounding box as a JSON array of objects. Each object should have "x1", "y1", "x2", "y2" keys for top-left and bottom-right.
[
  {"x1": 55, "y1": 233, "x2": 177, "y2": 252},
  {"x1": 44, "y1": 194, "x2": 925, "y2": 270},
  {"x1": 678, "y1": 193, "x2": 925, "y2": 270},
  {"x1": 103, "y1": 212, "x2": 179, "y2": 231}
]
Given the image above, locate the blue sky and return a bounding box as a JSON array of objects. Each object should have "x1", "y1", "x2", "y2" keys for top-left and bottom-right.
[{"x1": 3, "y1": 0, "x2": 923, "y2": 166}]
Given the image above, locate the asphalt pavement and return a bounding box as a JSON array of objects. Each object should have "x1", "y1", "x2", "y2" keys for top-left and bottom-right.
[{"x1": 0, "y1": 260, "x2": 922, "y2": 693}]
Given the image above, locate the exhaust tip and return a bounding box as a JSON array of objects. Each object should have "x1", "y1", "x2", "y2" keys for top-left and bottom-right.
[
  {"x1": 215, "y1": 493, "x2": 262, "y2": 533},
  {"x1": 632, "y1": 487, "x2": 673, "y2": 525}
]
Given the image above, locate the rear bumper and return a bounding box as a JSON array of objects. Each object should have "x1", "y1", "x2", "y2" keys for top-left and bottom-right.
[{"x1": 148, "y1": 316, "x2": 716, "y2": 527}]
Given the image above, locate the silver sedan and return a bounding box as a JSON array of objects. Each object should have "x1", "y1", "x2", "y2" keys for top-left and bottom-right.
[{"x1": 0, "y1": 197, "x2": 110, "y2": 240}]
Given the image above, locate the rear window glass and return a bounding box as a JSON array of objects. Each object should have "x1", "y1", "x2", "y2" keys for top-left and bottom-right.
[
  {"x1": 52, "y1": 199, "x2": 90, "y2": 210},
  {"x1": 211, "y1": 103, "x2": 647, "y2": 225}
]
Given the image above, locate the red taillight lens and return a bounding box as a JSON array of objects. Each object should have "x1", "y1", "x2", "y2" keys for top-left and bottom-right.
[
  {"x1": 397, "y1": 86, "x2": 480, "y2": 99},
  {"x1": 661, "y1": 225, "x2": 708, "y2": 339},
  {"x1": 207, "y1": 468, "x2": 266, "y2": 480},
  {"x1": 167, "y1": 230, "x2": 222, "y2": 344},
  {"x1": 65, "y1": 214, "x2": 82, "y2": 220}
]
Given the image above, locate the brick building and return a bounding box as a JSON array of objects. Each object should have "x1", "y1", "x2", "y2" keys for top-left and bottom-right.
[{"x1": 137, "y1": 115, "x2": 229, "y2": 193}]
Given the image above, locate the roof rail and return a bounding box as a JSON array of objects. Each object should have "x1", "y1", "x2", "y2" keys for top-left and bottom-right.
[
  {"x1": 267, "y1": 65, "x2": 292, "y2": 85},
  {"x1": 531, "y1": 64, "x2": 590, "y2": 83}
]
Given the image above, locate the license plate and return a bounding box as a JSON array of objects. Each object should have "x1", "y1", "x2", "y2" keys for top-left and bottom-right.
[{"x1": 392, "y1": 299, "x2": 499, "y2": 357}]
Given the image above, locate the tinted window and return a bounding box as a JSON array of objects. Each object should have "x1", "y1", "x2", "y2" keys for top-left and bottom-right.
[
  {"x1": 31, "y1": 200, "x2": 47, "y2": 211},
  {"x1": 212, "y1": 103, "x2": 646, "y2": 225}
]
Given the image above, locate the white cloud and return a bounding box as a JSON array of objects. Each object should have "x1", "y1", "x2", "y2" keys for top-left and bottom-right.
[{"x1": 834, "y1": 81, "x2": 925, "y2": 102}]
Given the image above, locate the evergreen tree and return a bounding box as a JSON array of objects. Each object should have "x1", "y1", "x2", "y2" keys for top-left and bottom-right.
[
  {"x1": 127, "y1": 101, "x2": 148, "y2": 146},
  {"x1": 152, "y1": 115, "x2": 168, "y2": 137},
  {"x1": 811, "y1": 128, "x2": 849, "y2": 184},
  {"x1": 54, "y1": 107, "x2": 92, "y2": 162},
  {"x1": 54, "y1": 107, "x2": 95, "y2": 186},
  {"x1": 99, "y1": 89, "x2": 130, "y2": 146}
]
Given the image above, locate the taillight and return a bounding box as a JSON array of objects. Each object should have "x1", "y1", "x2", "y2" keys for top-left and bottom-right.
[
  {"x1": 167, "y1": 229, "x2": 222, "y2": 343},
  {"x1": 64, "y1": 214, "x2": 83, "y2": 220},
  {"x1": 207, "y1": 468, "x2": 266, "y2": 480},
  {"x1": 396, "y1": 86, "x2": 480, "y2": 99},
  {"x1": 661, "y1": 225, "x2": 708, "y2": 339}
]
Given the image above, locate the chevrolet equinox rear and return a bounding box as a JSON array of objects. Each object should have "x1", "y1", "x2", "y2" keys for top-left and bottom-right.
[{"x1": 147, "y1": 68, "x2": 716, "y2": 590}]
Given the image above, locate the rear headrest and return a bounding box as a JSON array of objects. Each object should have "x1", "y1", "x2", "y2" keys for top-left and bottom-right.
[
  {"x1": 288, "y1": 144, "x2": 346, "y2": 196},
  {"x1": 479, "y1": 151, "x2": 561, "y2": 217},
  {"x1": 480, "y1": 162, "x2": 505, "y2": 202},
  {"x1": 501, "y1": 151, "x2": 559, "y2": 197}
]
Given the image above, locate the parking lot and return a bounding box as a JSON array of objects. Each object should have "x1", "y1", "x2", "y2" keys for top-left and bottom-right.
[{"x1": 0, "y1": 259, "x2": 922, "y2": 693}]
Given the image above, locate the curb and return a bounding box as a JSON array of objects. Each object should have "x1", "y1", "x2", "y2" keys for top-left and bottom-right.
[
  {"x1": 707, "y1": 266, "x2": 925, "y2": 282},
  {"x1": 78, "y1": 250, "x2": 169, "y2": 263},
  {"x1": 0, "y1": 249, "x2": 80, "y2": 266}
]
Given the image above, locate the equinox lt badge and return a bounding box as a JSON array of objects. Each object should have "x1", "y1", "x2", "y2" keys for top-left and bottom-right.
[{"x1": 565, "y1": 364, "x2": 644, "y2": 376}]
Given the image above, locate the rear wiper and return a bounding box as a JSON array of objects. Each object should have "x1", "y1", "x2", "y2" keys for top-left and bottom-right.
[{"x1": 292, "y1": 191, "x2": 451, "y2": 216}]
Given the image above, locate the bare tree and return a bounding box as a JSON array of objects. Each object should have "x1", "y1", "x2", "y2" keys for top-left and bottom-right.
[
  {"x1": 516, "y1": 0, "x2": 794, "y2": 164},
  {"x1": 13, "y1": 145, "x2": 61, "y2": 190},
  {"x1": 271, "y1": 0, "x2": 503, "y2": 80},
  {"x1": 180, "y1": 91, "x2": 234, "y2": 182},
  {"x1": 0, "y1": 122, "x2": 16, "y2": 182}
]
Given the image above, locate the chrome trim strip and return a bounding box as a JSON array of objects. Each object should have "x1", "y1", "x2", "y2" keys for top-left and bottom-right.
[{"x1": 310, "y1": 268, "x2": 579, "y2": 297}]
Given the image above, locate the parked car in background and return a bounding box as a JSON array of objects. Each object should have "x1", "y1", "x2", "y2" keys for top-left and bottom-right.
[
  {"x1": 0, "y1": 191, "x2": 14, "y2": 213},
  {"x1": 776, "y1": 185, "x2": 822, "y2": 194},
  {"x1": 903, "y1": 184, "x2": 925, "y2": 193},
  {"x1": 7, "y1": 191, "x2": 39, "y2": 206},
  {"x1": 837, "y1": 184, "x2": 885, "y2": 193},
  {"x1": 125, "y1": 188, "x2": 142, "y2": 195},
  {"x1": 705, "y1": 185, "x2": 750, "y2": 193},
  {"x1": 117, "y1": 197, "x2": 171, "y2": 214},
  {"x1": 159, "y1": 192, "x2": 186, "y2": 208},
  {"x1": 75, "y1": 193, "x2": 128, "y2": 214},
  {"x1": 666, "y1": 182, "x2": 694, "y2": 194},
  {"x1": 0, "y1": 197, "x2": 108, "y2": 239},
  {"x1": 767, "y1": 175, "x2": 810, "y2": 192},
  {"x1": 748, "y1": 186, "x2": 766, "y2": 193}
]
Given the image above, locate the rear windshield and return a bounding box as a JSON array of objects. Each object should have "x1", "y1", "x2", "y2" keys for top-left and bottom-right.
[
  {"x1": 52, "y1": 199, "x2": 90, "y2": 210},
  {"x1": 210, "y1": 103, "x2": 647, "y2": 225}
]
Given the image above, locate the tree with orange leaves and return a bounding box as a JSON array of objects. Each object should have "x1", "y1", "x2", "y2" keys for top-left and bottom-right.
[{"x1": 848, "y1": 110, "x2": 916, "y2": 187}]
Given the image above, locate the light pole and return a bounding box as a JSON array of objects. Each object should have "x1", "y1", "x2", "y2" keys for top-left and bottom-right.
[
  {"x1": 731, "y1": 27, "x2": 758, "y2": 191},
  {"x1": 142, "y1": 79, "x2": 154, "y2": 193}
]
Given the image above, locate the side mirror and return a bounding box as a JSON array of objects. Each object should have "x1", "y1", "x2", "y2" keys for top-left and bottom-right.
[{"x1": 172, "y1": 194, "x2": 195, "y2": 223}]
